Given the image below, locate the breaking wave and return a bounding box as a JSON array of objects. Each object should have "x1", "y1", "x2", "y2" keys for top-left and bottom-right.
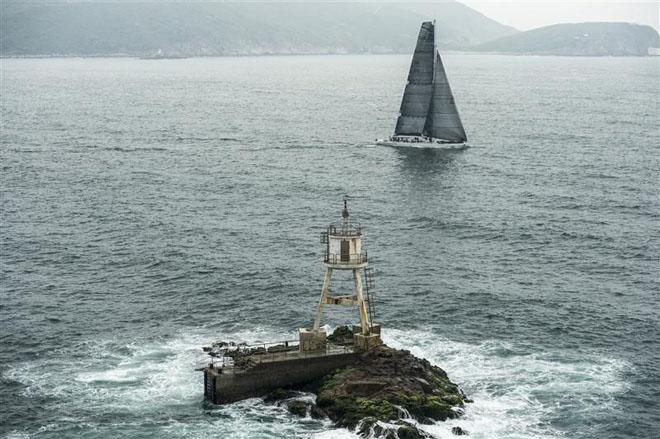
[
  {"x1": 2, "y1": 326, "x2": 630, "y2": 438},
  {"x1": 383, "y1": 328, "x2": 631, "y2": 439}
]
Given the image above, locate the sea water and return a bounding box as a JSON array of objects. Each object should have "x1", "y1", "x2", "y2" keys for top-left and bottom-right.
[{"x1": 1, "y1": 54, "x2": 658, "y2": 439}]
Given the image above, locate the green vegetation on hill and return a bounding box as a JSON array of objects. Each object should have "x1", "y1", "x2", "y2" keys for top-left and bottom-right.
[
  {"x1": 1, "y1": 1, "x2": 516, "y2": 57},
  {"x1": 473, "y1": 22, "x2": 660, "y2": 56},
  {"x1": 4, "y1": 2, "x2": 655, "y2": 58}
]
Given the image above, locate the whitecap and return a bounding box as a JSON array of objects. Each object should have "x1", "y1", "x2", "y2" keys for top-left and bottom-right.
[
  {"x1": 383, "y1": 328, "x2": 631, "y2": 439},
  {"x1": 2, "y1": 326, "x2": 632, "y2": 438}
]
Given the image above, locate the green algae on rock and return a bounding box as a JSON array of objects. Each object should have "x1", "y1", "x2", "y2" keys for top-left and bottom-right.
[
  {"x1": 315, "y1": 344, "x2": 467, "y2": 430},
  {"x1": 262, "y1": 327, "x2": 468, "y2": 437}
]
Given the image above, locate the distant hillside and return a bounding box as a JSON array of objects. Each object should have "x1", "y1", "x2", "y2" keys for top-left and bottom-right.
[
  {"x1": 397, "y1": 2, "x2": 518, "y2": 47},
  {"x1": 0, "y1": 1, "x2": 517, "y2": 57},
  {"x1": 473, "y1": 22, "x2": 660, "y2": 56}
]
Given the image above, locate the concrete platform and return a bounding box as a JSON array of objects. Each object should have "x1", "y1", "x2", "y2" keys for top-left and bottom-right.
[{"x1": 204, "y1": 345, "x2": 360, "y2": 404}]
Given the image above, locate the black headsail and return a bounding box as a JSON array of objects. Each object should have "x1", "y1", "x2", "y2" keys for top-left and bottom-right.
[
  {"x1": 424, "y1": 52, "x2": 468, "y2": 143},
  {"x1": 394, "y1": 21, "x2": 435, "y2": 136}
]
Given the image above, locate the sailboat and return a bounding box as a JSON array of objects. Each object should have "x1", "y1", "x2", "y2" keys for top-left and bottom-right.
[{"x1": 376, "y1": 21, "x2": 468, "y2": 148}]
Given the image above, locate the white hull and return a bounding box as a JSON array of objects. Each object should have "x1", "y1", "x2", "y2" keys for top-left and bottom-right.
[{"x1": 375, "y1": 138, "x2": 468, "y2": 150}]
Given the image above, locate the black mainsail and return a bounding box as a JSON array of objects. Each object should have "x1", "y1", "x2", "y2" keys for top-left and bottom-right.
[
  {"x1": 395, "y1": 21, "x2": 435, "y2": 136},
  {"x1": 394, "y1": 21, "x2": 467, "y2": 143}
]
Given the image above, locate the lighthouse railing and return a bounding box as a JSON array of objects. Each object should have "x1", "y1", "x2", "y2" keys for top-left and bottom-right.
[
  {"x1": 327, "y1": 223, "x2": 362, "y2": 237},
  {"x1": 206, "y1": 339, "x2": 357, "y2": 372},
  {"x1": 323, "y1": 251, "x2": 368, "y2": 266},
  {"x1": 251, "y1": 343, "x2": 356, "y2": 366}
]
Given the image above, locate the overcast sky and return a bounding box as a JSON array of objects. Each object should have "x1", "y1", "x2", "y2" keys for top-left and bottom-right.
[{"x1": 459, "y1": 1, "x2": 659, "y2": 31}]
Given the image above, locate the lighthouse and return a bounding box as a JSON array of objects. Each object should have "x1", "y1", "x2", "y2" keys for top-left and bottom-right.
[
  {"x1": 299, "y1": 199, "x2": 381, "y2": 352},
  {"x1": 204, "y1": 200, "x2": 385, "y2": 404}
]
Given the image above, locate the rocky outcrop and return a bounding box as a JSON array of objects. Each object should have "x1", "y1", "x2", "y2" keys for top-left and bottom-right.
[
  {"x1": 264, "y1": 327, "x2": 468, "y2": 438},
  {"x1": 315, "y1": 345, "x2": 466, "y2": 429}
]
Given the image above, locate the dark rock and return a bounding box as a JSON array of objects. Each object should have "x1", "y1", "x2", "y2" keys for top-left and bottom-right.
[
  {"x1": 416, "y1": 416, "x2": 435, "y2": 425},
  {"x1": 263, "y1": 388, "x2": 298, "y2": 403},
  {"x1": 395, "y1": 420, "x2": 433, "y2": 439},
  {"x1": 373, "y1": 425, "x2": 398, "y2": 439},
  {"x1": 415, "y1": 377, "x2": 433, "y2": 392},
  {"x1": 261, "y1": 343, "x2": 467, "y2": 437},
  {"x1": 345, "y1": 380, "x2": 387, "y2": 394},
  {"x1": 357, "y1": 417, "x2": 378, "y2": 436},
  {"x1": 362, "y1": 419, "x2": 433, "y2": 439},
  {"x1": 285, "y1": 400, "x2": 309, "y2": 417},
  {"x1": 327, "y1": 325, "x2": 353, "y2": 343},
  {"x1": 309, "y1": 404, "x2": 327, "y2": 420},
  {"x1": 263, "y1": 392, "x2": 328, "y2": 420},
  {"x1": 452, "y1": 426, "x2": 468, "y2": 435},
  {"x1": 315, "y1": 345, "x2": 466, "y2": 429}
]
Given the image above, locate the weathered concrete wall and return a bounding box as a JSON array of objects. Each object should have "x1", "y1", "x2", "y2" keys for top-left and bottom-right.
[
  {"x1": 299, "y1": 328, "x2": 327, "y2": 352},
  {"x1": 205, "y1": 352, "x2": 359, "y2": 404},
  {"x1": 355, "y1": 333, "x2": 382, "y2": 351}
]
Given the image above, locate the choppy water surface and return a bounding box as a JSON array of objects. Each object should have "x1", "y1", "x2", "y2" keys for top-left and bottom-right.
[{"x1": 1, "y1": 54, "x2": 658, "y2": 439}]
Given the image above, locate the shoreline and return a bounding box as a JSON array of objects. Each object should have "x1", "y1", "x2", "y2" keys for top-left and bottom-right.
[{"x1": 2, "y1": 51, "x2": 657, "y2": 60}]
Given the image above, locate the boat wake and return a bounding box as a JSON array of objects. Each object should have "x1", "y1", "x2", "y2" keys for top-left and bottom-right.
[{"x1": 378, "y1": 140, "x2": 470, "y2": 151}]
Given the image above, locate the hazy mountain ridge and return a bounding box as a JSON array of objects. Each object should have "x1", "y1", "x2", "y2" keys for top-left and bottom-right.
[
  {"x1": 473, "y1": 22, "x2": 660, "y2": 56},
  {"x1": 1, "y1": 1, "x2": 516, "y2": 57},
  {"x1": 3, "y1": 3, "x2": 655, "y2": 57}
]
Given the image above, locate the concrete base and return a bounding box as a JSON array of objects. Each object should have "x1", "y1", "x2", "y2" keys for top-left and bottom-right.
[
  {"x1": 354, "y1": 333, "x2": 382, "y2": 351},
  {"x1": 352, "y1": 323, "x2": 381, "y2": 336},
  {"x1": 204, "y1": 350, "x2": 359, "y2": 404},
  {"x1": 299, "y1": 328, "x2": 327, "y2": 352}
]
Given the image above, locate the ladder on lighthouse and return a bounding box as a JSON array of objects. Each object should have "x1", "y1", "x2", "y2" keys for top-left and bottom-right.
[{"x1": 364, "y1": 266, "x2": 376, "y2": 331}]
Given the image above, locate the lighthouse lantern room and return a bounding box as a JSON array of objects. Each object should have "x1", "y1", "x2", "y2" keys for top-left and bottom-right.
[{"x1": 299, "y1": 200, "x2": 381, "y2": 352}]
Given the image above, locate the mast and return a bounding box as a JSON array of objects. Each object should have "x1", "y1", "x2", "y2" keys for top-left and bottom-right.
[{"x1": 394, "y1": 21, "x2": 435, "y2": 136}]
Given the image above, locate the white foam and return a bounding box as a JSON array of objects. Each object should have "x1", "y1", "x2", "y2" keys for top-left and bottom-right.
[
  {"x1": 2, "y1": 326, "x2": 631, "y2": 438},
  {"x1": 312, "y1": 428, "x2": 360, "y2": 439},
  {"x1": 383, "y1": 328, "x2": 631, "y2": 439},
  {"x1": 3, "y1": 327, "x2": 334, "y2": 437}
]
